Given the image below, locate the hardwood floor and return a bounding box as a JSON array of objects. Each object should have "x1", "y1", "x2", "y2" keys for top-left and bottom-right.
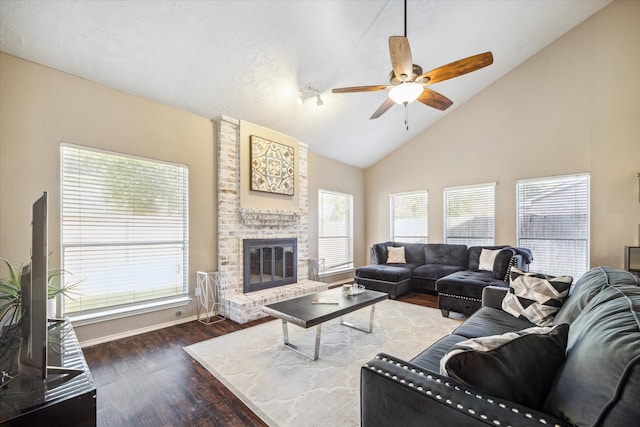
[{"x1": 83, "y1": 292, "x2": 438, "y2": 427}]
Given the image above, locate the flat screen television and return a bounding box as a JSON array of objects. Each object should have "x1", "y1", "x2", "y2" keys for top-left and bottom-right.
[
  {"x1": 18, "y1": 192, "x2": 81, "y2": 382},
  {"x1": 18, "y1": 192, "x2": 49, "y2": 379}
]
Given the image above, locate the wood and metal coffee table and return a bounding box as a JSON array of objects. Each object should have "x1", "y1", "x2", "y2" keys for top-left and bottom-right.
[{"x1": 262, "y1": 288, "x2": 388, "y2": 360}]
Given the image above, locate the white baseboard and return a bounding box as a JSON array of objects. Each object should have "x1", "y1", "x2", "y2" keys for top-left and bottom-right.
[{"x1": 78, "y1": 313, "x2": 200, "y2": 348}]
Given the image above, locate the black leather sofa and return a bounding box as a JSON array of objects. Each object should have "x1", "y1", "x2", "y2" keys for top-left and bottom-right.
[
  {"x1": 355, "y1": 242, "x2": 532, "y2": 316},
  {"x1": 361, "y1": 267, "x2": 640, "y2": 426}
]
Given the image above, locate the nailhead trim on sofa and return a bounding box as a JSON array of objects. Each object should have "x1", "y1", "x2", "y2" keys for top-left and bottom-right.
[{"x1": 364, "y1": 355, "x2": 564, "y2": 427}]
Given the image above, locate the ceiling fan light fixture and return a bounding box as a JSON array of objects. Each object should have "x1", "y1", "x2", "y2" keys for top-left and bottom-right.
[{"x1": 388, "y1": 82, "x2": 423, "y2": 105}]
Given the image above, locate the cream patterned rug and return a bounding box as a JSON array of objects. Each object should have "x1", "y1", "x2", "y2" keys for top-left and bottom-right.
[{"x1": 184, "y1": 299, "x2": 461, "y2": 427}]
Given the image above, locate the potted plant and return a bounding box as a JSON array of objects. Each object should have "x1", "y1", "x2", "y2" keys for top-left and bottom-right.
[{"x1": 0, "y1": 257, "x2": 79, "y2": 329}]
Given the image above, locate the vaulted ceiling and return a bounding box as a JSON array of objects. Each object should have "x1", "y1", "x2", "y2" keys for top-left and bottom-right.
[{"x1": 0, "y1": 0, "x2": 611, "y2": 168}]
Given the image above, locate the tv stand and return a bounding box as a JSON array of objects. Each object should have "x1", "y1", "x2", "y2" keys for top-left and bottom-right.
[{"x1": 0, "y1": 319, "x2": 96, "y2": 426}]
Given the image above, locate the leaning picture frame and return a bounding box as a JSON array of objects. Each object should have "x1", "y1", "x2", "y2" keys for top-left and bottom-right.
[{"x1": 250, "y1": 135, "x2": 295, "y2": 196}]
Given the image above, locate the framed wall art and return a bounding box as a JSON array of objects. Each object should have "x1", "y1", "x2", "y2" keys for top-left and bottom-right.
[{"x1": 250, "y1": 135, "x2": 295, "y2": 196}]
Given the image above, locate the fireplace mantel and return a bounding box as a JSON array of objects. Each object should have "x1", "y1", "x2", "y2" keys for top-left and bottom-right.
[{"x1": 239, "y1": 207, "x2": 302, "y2": 227}]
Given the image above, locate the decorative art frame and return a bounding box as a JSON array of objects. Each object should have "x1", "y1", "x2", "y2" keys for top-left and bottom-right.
[{"x1": 250, "y1": 135, "x2": 295, "y2": 196}]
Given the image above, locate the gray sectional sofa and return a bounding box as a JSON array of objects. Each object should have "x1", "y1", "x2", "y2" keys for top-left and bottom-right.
[
  {"x1": 360, "y1": 267, "x2": 640, "y2": 427},
  {"x1": 355, "y1": 242, "x2": 532, "y2": 316}
]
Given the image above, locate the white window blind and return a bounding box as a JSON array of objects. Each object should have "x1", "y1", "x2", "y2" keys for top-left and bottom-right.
[
  {"x1": 61, "y1": 144, "x2": 189, "y2": 316},
  {"x1": 318, "y1": 190, "x2": 353, "y2": 272},
  {"x1": 517, "y1": 174, "x2": 590, "y2": 280},
  {"x1": 444, "y1": 183, "x2": 495, "y2": 246},
  {"x1": 390, "y1": 191, "x2": 428, "y2": 243}
]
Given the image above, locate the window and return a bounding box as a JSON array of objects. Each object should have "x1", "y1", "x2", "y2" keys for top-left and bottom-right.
[
  {"x1": 390, "y1": 191, "x2": 428, "y2": 243},
  {"x1": 61, "y1": 144, "x2": 189, "y2": 318},
  {"x1": 517, "y1": 174, "x2": 589, "y2": 280},
  {"x1": 444, "y1": 183, "x2": 495, "y2": 246},
  {"x1": 318, "y1": 190, "x2": 353, "y2": 273}
]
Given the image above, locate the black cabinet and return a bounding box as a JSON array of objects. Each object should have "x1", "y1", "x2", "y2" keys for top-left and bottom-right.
[
  {"x1": 0, "y1": 320, "x2": 96, "y2": 426},
  {"x1": 625, "y1": 246, "x2": 640, "y2": 276}
]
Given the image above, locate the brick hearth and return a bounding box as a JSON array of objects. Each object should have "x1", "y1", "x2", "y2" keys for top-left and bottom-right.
[{"x1": 215, "y1": 117, "x2": 327, "y2": 323}]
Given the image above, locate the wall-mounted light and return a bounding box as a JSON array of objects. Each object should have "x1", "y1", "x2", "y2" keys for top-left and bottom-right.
[{"x1": 297, "y1": 84, "x2": 323, "y2": 106}]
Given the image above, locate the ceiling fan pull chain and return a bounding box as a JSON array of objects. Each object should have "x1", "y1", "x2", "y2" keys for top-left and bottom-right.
[{"x1": 404, "y1": 103, "x2": 409, "y2": 131}]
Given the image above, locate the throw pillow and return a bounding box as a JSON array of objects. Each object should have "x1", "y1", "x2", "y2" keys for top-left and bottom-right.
[
  {"x1": 478, "y1": 248, "x2": 501, "y2": 271},
  {"x1": 440, "y1": 324, "x2": 569, "y2": 409},
  {"x1": 502, "y1": 268, "x2": 573, "y2": 326},
  {"x1": 386, "y1": 246, "x2": 406, "y2": 264}
]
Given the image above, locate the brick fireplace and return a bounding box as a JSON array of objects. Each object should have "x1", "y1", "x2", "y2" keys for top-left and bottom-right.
[{"x1": 214, "y1": 117, "x2": 327, "y2": 323}]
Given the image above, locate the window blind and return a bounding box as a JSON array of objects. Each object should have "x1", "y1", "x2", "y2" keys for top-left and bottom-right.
[
  {"x1": 318, "y1": 190, "x2": 353, "y2": 272},
  {"x1": 61, "y1": 144, "x2": 189, "y2": 315},
  {"x1": 517, "y1": 174, "x2": 590, "y2": 280},
  {"x1": 390, "y1": 191, "x2": 428, "y2": 243},
  {"x1": 444, "y1": 183, "x2": 495, "y2": 246}
]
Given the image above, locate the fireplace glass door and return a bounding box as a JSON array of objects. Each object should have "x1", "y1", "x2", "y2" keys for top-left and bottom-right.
[{"x1": 244, "y1": 238, "x2": 297, "y2": 292}]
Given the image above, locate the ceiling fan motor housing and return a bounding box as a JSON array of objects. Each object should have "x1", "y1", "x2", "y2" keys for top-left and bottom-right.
[{"x1": 389, "y1": 64, "x2": 424, "y2": 85}]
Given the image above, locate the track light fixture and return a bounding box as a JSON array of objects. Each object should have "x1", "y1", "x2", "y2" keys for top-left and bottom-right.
[{"x1": 297, "y1": 84, "x2": 323, "y2": 106}]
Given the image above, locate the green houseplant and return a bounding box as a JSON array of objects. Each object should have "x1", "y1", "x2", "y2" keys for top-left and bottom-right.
[{"x1": 0, "y1": 257, "x2": 78, "y2": 328}]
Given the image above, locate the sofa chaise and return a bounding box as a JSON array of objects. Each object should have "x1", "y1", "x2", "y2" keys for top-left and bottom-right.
[
  {"x1": 361, "y1": 266, "x2": 640, "y2": 426},
  {"x1": 355, "y1": 242, "x2": 533, "y2": 316}
]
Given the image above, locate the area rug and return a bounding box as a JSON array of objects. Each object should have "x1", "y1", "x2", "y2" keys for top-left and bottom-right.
[{"x1": 184, "y1": 299, "x2": 461, "y2": 427}]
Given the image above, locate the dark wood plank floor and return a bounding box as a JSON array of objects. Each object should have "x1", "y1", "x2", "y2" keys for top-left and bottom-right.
[{"x1": 83, "y1": 292, "x2": 438, "y2": 427}]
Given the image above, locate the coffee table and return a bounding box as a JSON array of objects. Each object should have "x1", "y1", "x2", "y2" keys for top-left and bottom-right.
[{"x1": 262, "y1": 288, "x2": 388, "y2": 360}]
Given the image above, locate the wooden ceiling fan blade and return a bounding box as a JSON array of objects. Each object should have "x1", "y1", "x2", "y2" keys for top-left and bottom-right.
[
  {"x1": 389, "y1": 36, "x2": 413, "y2": 82},
  {"x1": 417, "y1": 88, "x2": 453, "y2": 111},
  {"x1": 370, "y1": 98, "x2": 395, "y2": 119},
  {"x1": 418, "y1": 52, "x2": 493, "y2": 84},
  {"x1": 332, "y1": 85, "x2": 389, "y2": 93}
]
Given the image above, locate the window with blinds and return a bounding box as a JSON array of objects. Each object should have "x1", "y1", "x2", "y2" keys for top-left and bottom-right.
[
  {"x1": 517, "y1": 174, "x2": 590, "y2": 280},
  {"x1": 318, "y1": 190, "x2": 353, "y2": 273},
  {"x1": 390, "y1": 191, "x2": 428, "y2": 243},
  {"x1": 444, "y1": 183, "x2": 495, "y2": 246},
  {"x1": 61, "y1": 144, "x2": 189, "y2": 316}
]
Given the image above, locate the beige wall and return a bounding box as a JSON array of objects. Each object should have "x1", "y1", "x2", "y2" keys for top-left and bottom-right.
[
  {"x1": 0, "y1": 53, "x2": 216, "y2": 343},
  {"x1": 239, "y1": 120, "x2": 300, "y2": 211},
  {"x1": 0, "y1": 53, "x2": 365, "y2": 343},
  {"x1": 308, "y1": 152, "x2": 366, "y2": 276},
  {"x1": 365, "y1": 0, "x2": 640, "y2": 270}
]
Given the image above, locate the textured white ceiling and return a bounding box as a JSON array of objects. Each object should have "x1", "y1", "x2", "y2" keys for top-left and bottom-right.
[{"x1": 0, "y1": 0, "x2": 611, "y2": 168}]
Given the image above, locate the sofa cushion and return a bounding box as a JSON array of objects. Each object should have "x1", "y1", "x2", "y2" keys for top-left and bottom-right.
[
  {"x1": 502, "y1": 268, "x2": 573, "y2": 326},
  {"x1": 402, "y1": 243, "x2": 427, "y2": 264},
  {"x1": 412, "y1": 264, "x2": 465, "y2": 281},
  {"x1": 410, "y1": 334, "x2": 469, "y2": 372},
  {"x1": 440, "y1": 324, "x2": 569, "y2": 409},
  {"x1": 436, "y1": 270, "x2": 507, "y2": 300},
  {"x1": 371, "y1": 241, "x2": 393, "y2": 264},
  {"x1": 452, "y1": 306, "x2": 535, "y2": 339},
  {"x1": 543, "y1": 268, "x2": 640, "y2": 426},
  {"x1": 554, "y1": 266, "x2": 639, "y2": 325},
  {"x1": 355, "y1": 264, "x2": 415, "y2": 283},
  {"x1": 467, "y1": 245, "x2": 508, "y2": 270},
  {"x1": 425, "y1": 244, "x2": 467, "y2": 267},
  {"x1": 386, "y1": 246, "x2": 406, "y2": 263}
]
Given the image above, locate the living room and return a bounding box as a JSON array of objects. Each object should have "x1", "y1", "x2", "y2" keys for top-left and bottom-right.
[{"x1": 1, "y1": 1, "x2": 639, "y2": 426}]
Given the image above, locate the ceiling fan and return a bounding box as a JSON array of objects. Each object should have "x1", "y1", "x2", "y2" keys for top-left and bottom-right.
[{"x1": 332, "y1": 0, "x2": 493, "y2": 128}]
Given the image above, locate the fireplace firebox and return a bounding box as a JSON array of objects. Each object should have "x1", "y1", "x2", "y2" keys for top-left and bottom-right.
[{"x1": 243, "y1": 238, "x2": 297, "y2": 293}]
